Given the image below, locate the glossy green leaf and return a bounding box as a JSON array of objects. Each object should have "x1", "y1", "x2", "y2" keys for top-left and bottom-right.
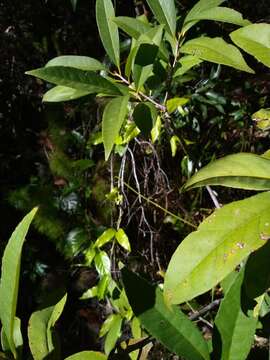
[
  {"x1": 252, "y1": 108, "x2": 270, "y2": 130},
  {"x1": 95, "y1": 250, "x2": 111, "y2": 276},
  {"x1": 46, "y1": 56, "x2": 106, "y2": 71},
  {"x1": 102, "y1": 95, "x2": 129, "y2": 160},
  {"x1": 104, "y1": 314, "x2": 122, "y2": 355},
  {"x1": 174, "y1": 55, "x2": 202, "y2": 77},
  {"x1": 99, "y1": 314, "x2": 116, "y2": 337},
  {"x1": 47, "y1": 294, "x2": 67, "y2": 352},
  {"x1": 170, "y1": 135, "x2": 181, "y2": 157},
  {"x1": 95, "y1": 228, "x2": 116, "y2": 248},
  {"x1": 184, "y1": 7, "x2": 250, "y2": 28},
  {"x1": 96, "y1": 0, "x2": 120, "y2": 68},
  {"x1": 122, "y1": 269, "x2": 210, "y2": 360},
  {"x1": 133, "y1": 102, "x2": 157, "y2": 136},
  {"x1": 166, "y1": 97, "x2": 189, "y2": 113},
  {"x1": 181, "y1": 37, "x2": 254, "y2": 73},
  {"x1": 146, "y1": 0, "x2": 176, "y2": 36},
  {"x1": 28, "y1": 307, "x2": 53, "y2": 360},
  {"x1": 133, "y1": 43, "x2": 159, "y2": 90},
  {"x1": 164, "y1": 192, "x2": 270, "y2": 305},
  {"x1": 65, "y1": 351, "x2": 107, "y2": 360},
  {"x1": 0, "y1": 207, "x2": 38, "y2": 358},
  {"x1": 230, "y1": 24, "x2": 270, "y2": 68},
  {"x1": 184, "y1": 153, "x2": 270, "y2": 191},
  {"x1": 183, "y1": 0, "x2": 225, "y2": 33},
  {"x1": 26, "y1": 67, "x2": 122, "y2": 96},
  {"x1": 43, "y1": 86, "x2": 91, "y2": 102},
  {"x1": 113, "y1": 17, "x2": 151, "y2": 39},
  {"x1": 115, "y1": 228, "x2": 131, "y2": 252},
  {"x1": 212, "y1": 269, "x2": 257, "y2": 360}
]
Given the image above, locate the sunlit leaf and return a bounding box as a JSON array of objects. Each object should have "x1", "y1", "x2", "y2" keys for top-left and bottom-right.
[
  {"x1": 115, "y1": 228, "x2": 131, "y2": 252},
  {"x1": 230, "y1": 23, "x2": 270, "y2": 68},
  {"x1": 104, "y1": 314, "x2": 122, "y2": 355},
  {"x1": 96, "y1": 0, "x2": 120, "y2": 68},
  {"x1": 95, "y1": 228, "x2": 116, "y2": 248},
  {"x1": 65, "y1": 351, "x2": 107, "y2": 360},
  {"x1": 113, "y1": 16, "x2": 151, "y2": 39},
  {"x1": 102, "y1": 95, "x2": 129, "y2": 160},
  {"x1": 26, "y1": 67, "x2": 122, "y2": 96},
  {"x1": 146, "y1": 0, "x2": 176, "y2": 36},
  {"x1": 183, "y1": 0, "x2": 225, "y2": 33},
  {"x1": 43, "y1": 86, "x2": 91, "y2": 102},
  {"x1": 46, "y1": 56, "x2": 106, "y2": 71},
  {"x1": 184, "y1": 153, "x2": 270, "y2": 191},
  {"x1": 181, "y1": 37, "x2": 254, "y2": 73},
  {"x1": 0, "y1": 207, "x2": 38, "y2": 358},
  {"x1": 174, "y1": 55, "x2": 202, "y2": 77},
  {"x1": 166, "y1": 97, "x2": 189, "y2": 113},
  {"x1": 164, "y1": 192, "x2": 270, "y2": 304},
  {"x1": 122, "y1": 269, "x2": 210, "y2": 360},
  {"x1": 212, "y1": 269, "x2": 257, "y2": 360},
  {"x1": 252, "y1": 108, "x2": 270, "y2": 130}
]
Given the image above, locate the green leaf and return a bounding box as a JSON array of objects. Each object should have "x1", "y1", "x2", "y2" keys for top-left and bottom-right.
[
  {"x1": 166, "y1": 97, "x2": 189, "y2": 113},
  {"x1": 174, "y1": 55, "x2": 202, "y2": 77},
  {"x1": 43, "y1": 86, "x2": 91, "y2": 102},
  {"x1": 113, "y1": 17, "x2": 151, "y2": 39},
  {"x1": 181, "y1": 37, "x2": 254, "y2": 73},
  {"x1": 65, "y1": 351, "x2": 107, "y2": 360},
  {"x1": 46, "y1": 55, "x2": 106, "y2": 71},
  {"x1": 95, "y1": 228, "x2": 116, "y2": 248},
  {"x1": 133, "y1": 43, "x2": 159, "y2": 90},
  {"x1": 104, "y1": 314, "x2": 122, "y2": 355},
  {"x1": 184, "y1": 153, "x2": 270, "y2": 191},
  {"x1": 212, "y1": 269, "x2": 257, "y2": 360},
  {"x1": 244, "y1": 241, "x2": 270, "y2": 299},
  {"x1": 122, "y1": 269, "x2": 210, "y2": 360},
  {"x1": 252, "y1": 108, "x2": 270, "y2": 130},
  {"x1": 0, "y1": 207, "x2": 38, "y2": 358},
  {"x1": 70, "y1": 0, "x2": 77, "y2": 11},
  {"x1": 164, "y1": 192, "x2": 270, "y2": 305},
  {"x1": 146, "y1": 0, "x2": 176, "y2": 36},
  {"x1": 133, "y1": 102, "x2": 157, "y2": 136},
  {"x1": 170, "y1": 135, "x2": 181, "y2": 157},
  {"x1": 99, "y1": 314, "x2": 116, "y2": 337},
  {"x1": 47, "y1": 294, "x2": 67, "y2": 352},
  {"x1": 115, "y1": 228, "x2": 131, "y2": 252},
  {"x1": 96, "y1": 0, "x2": 120, "y2": 68},
  {"x1": 102, "y1": 95, "x2": 129, "y2": 160},
  {"x1": 95, "y1": 250, "x2": 111, "y2": 276},
  {"x1": 184, "y1": 7, "x2": 250, "y2": 28},
  {"x1": 183, "y1": 0, "x2": 225, "y2": 33},
  {"x1": 230, "y1": 23, "x2": 270, "y2": 68},
  {"x1": 26, "y1": 67, "x2": 122, "y2": 96},
  {"x1": 28, "y1": 307, "x2": 54, "y2": 360}
]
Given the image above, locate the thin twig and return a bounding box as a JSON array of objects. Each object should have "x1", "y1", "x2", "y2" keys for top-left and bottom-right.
[
  {"x1": 206, "y1": 185, "x2": 221, "y2": 209},
  {"x1": 189, "y1": 299, "x2": 221, "y2": 321}
]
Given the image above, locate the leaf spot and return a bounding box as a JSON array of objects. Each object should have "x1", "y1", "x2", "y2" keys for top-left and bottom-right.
[
  {"x1": 260, "y1": 232, "x2": 270, "y2": 241},
  {"x1": 236, "y1": 242, "x2": 245, "y2": 249}
]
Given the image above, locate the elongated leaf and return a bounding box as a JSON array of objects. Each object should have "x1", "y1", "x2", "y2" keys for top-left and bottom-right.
[
  {"x1": 96, "y1": 0, "x2": 120, "y2": 68},
  {"x1": 102, "y1": 95, "x2": 129, "y2": 160},
  {"x1": 115, "y1": 228, "x2": 131, "y2": 252},
  {"x1": 174, "y1": 55, "x2": 202, "y2": 77},
  {"x1": 113, "y1": 17, "x2": 151, "y2": 39},
  {"x1": 184, "y1": 153, "x2": 270, "y2": 191},
  {"x1": 185, "y1": 7, "x2": 250, "y2": 28},
  {"x1": 212, "y1": 269, "x2": 257, "y2": 360},
  {"x1": 133, "y1": 102, "x2": 157, "y2": 136},
  {"x1": 181, "y1": 37, "x2": 254, "y2": 73},
  {"x1": 183, "y1": 0, "x2": 225, "y2": 33},
  {"x1": 46, "y1": 56, "x2": 106, "y2": 71},
  {"x1": 95, "y1": 228, "x2": 116, "y2": 248},
  {"x1": 133, "y1": 43, "x2": 159, "y2": 90},
  {"x1": 0, "y1": 207, "x2": 38, "y2": 358},
  {"x1": 26, "y1": 67, "x2": 122, "y2": 96},
  {"x1": 47, "y1": 294, "x2": 67, "y2": 352},
  {"x1": 28, "y1": 307, "x2": 54, "y2": 360},
  {"x1": 43, "y1": 86, "x2": 91, "y2": 102},
  {"x1": 104, "y1": 314, "x2": 122, "y2": 355},
  {"x1": 146, "y1": 0, "x2": 176, "y2": 36},
  {"x1": 230, "y1": 23, "x2": 270, "y2": 68},
  {"x1": 122, "y1": 269, "x2": 210, "y2": 360},
  {"x1": 95, "y1": 250, "x2": 111, "y2": 276},
  {"x1": 65, "y1": 351, "x2": 107, "y2": 360},
  {"x1": 164, "y1": 192, "x2": 270, "y2": 305}
]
